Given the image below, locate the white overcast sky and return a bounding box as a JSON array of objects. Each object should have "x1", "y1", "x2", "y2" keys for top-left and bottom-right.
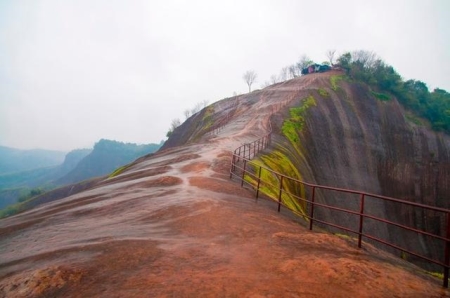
[{"x1": 0, "y1": 0, "x2": 449, "y2": 151}]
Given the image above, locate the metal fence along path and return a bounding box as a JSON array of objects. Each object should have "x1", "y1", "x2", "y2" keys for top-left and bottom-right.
[{"x1": 229, "y1": 120, "x2": 450, "y2": 288}]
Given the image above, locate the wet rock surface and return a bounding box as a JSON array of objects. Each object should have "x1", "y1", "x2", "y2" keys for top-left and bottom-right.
[{"x1": 1, "y1": 73, "x2": 449, "y2": 297}]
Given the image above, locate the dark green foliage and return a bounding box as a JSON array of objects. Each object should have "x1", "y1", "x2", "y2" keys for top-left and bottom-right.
[
  {"x1": 0, "y1": 203, "x2": 23, "y2": 219},
  {"x1": 336, "y1": 51, "x2": 449, "y2": 133},
  {"x1": 336, "y1": 52, "x2": 352, "y2": 72},
  {"x1": 0, "y1": 186, "x2": 45, "y2": 217},
  {"x1": 371, "y1": 91, "x2": 390, "y2": 101},
  {"x1": 17, "y1": 188, "x2": 46, "y2": 202}
]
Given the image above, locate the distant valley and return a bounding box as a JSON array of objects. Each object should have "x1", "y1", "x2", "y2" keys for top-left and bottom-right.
[{"x1": 0, "y1": 139, "x2": 162, "y2": 210}]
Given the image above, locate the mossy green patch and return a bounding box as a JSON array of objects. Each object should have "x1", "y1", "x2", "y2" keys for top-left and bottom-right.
[
  {"x1": 330, "y1": 75, "x2": 345, "y2": 91},
  {"x1": 371, "y1": 91, "x2": 390, "y2": 101},
  {"x1": 427, "y1": 271, "x2": 447, "y2": 280},
  {"x1": 109, "y1": 165, "x2": 128, "y2": 178},
  {"x1": 202, "y1": 106, "x2": 215, "y2": 130},
  {"x1": 334, "y1": 233, "x2": 350, "y2": 239},
  {"x1": 400, "y1": 251, "x2": 408, "y2": 260},
  {"x1": 318, "y1": 88, "x2": 329, "y2": 97},
  {"x1": 238, "y1": 95, "x2": 318, "y2": 219},
  {"x1": 249, "y1": 150, "x2": 307, "y2": 215},
  {"x1": 282, "y1": 95, "x2": 316, "y2": 145}
]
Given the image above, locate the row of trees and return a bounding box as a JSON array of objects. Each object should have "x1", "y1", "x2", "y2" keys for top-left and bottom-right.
[
  {"x1": 243, "y1": 53, "x2": 325, "y2": 91},
  {"x1": 242, "y1": 56, "x2": 309, "y2": 92},
  {"x1": 259, "y1": 52, "x2": 340, "y2": 88}
]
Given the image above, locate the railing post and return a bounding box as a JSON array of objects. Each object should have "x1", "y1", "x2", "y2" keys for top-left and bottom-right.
[
  {"x1": 246, "y1": 143, "x2": 249, "y2": 160},
  {"x1": 256, "y1": 166, "x2": 262, "y2": 199},
  {"x1": 309, "y1": 186, "x2": 316, "y2": 230},
  {"x1": 358, "y1": 194, "x2": 365, "y2": 248},
  {"x1": 229, "y1": 154, "x2": 235, "y2": 179},
  {"x1": 253, "y1": 141, "x2": 256, "y2": 158},
  {"x1": 277, "y1": 176, "x2": 284, "y2": 212},
  {"x1": 241, "y1": 159, "x2": 247, "y2": 187},
  {"x1": 443, "y1": 212, "x2": 450, "y2": 288}
]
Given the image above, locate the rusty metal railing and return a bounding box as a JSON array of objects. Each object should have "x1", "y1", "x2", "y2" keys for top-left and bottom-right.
[
  {"x1": 229, "y1": 121, "x2": 272, "y2": 175},
  {"x1": 230, "y1": 143, "x2": 450, "y2": 288}
]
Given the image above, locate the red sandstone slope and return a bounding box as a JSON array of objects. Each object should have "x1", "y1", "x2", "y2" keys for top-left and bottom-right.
[{"x1": 1, "y1": 73, "x2": 449, "y2": 297}]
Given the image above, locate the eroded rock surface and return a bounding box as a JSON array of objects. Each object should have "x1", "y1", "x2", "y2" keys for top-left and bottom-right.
[{"x1": 1, "y1": 73, "x2": 449, "y2": 297}]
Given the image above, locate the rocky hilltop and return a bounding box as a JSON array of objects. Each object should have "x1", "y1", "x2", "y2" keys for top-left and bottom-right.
[{"x1": 1, "y1": 71, "x2": 449, "y2": 297}]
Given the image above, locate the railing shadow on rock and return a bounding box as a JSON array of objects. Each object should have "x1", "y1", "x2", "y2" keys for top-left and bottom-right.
[{"x1": 229, "y1": 123, "x2": 450, "y2": 288}]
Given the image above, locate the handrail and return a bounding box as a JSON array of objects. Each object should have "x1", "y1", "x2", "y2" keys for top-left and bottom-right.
[{"x1": 229, "y1": 123, "x2": 450, "y2": 288}]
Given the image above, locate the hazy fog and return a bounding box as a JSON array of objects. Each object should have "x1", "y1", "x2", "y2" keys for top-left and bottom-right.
[{"x1": 1, "y1": 0, "x2": 448, "y2": 151}]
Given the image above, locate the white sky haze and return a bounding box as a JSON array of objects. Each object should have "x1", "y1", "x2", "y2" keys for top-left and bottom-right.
[{"x1": 0, "y1": 0, "x2": 449, "y2": 151}]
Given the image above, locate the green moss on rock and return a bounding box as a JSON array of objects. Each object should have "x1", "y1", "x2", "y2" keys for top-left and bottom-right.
[
  {"x1": 282, "y1": 95, "x2": 316, "y2": 144},
  {"x1": 250, "y1": 150, "x2": 307, "y2": 215},
  {"x1": 202, "y1": 106, "x2": 215, "y2": 130},
  {"x1": 330, "y1": 75, "x2": 345, "y2": 91},
  {"x1": 318, "y1": 88, "x2": 329, "y2": 97},
  {"x1": 109, "y1": 165, "x2": 128, "y2": 178},
  {"x1": 371, "y1": 91, "x2": 390, "y2": 101}
]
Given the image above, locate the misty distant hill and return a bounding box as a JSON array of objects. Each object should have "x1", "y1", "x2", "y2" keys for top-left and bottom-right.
[
  {"x1": 0, "y1": 146, "x2": 66, "y2": 175},
  {"x1": 55, "y1": 139, "x2": 162, "y2": 185},
  {"x1": 53, "y1": 149, "x2": 93, "y2": 178},
  {"x1": 0, "y1": 140, "x2": 161, "y2": 209},
  {"x1": 0, "y1": 148, "x2": 91, "y2": 190}
]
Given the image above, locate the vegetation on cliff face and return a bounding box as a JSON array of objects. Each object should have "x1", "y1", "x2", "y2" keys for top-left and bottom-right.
[
  {"x1": 330, "y1": 75, "x2": 345, "y2": 91},
  {"x1": 266, "y1": 50, "x2": 448, "y2": 134},
  {"x1": 202, "y1": 106, "x2": 215, "y2": 130},
  {"x1": 245, "y1": 150, "x2": 307, "y2": 215},
  {"x1": 243, "y1": 95, "x2": 320, "y2": 216},
  {"x1": 282, "y1": 95, "x2": 316, "y2": 144},
  {"x1": 336, "y1": 51, "x2": 450, "y2": 132}
]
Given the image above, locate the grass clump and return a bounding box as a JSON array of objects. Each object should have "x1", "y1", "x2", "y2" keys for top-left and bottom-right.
[
  {"x1": 318, "y1": 88, "x2": 329, "y2": 97},
  {"x1": 371, "y1": 91, "x2": 390, "y2": 101}
]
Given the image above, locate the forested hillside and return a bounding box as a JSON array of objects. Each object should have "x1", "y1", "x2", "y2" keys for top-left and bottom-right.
[{"x1": 55, "y1": 139, "x2": 162, "y2": 184}]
